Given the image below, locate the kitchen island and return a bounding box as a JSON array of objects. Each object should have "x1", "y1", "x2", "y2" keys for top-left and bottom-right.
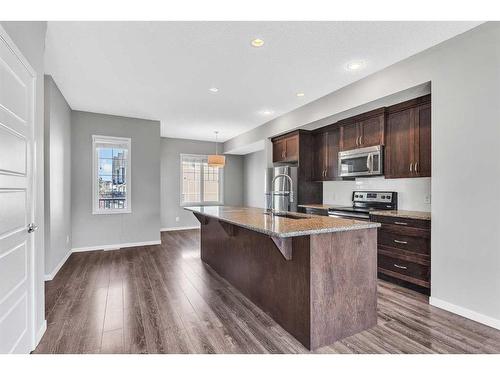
[{"x1": 185, "y1": 206, "x2": 380, "y2": 350}]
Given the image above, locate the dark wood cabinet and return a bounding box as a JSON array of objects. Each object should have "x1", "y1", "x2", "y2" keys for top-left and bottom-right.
[
  {"x1": 385, "y1": 95, "x2": 431, "y2": 178},
  {"x1": 358, "y1": 112, "x2": 385, "y2": 147},
  {"x1": 371, "y1": 214, "x2": 431, "y2": 295},
  {"x1": 339, "y1": 122, "x2": 359, "y2": 150},
  {"x1": 312, "y1": 127, "x2": 340, "y2": 181},
  {"x1": 273, "y1": 95, "x2": 430, "y2": 182},
  {"x1": 272, "y1": 132, "x2": 299, "y2": 163},
  {"x1": 339, "y1": 109, "x2": 385, "y2": 150},
  {"x1": 415, "y1": 102, "x2": 431, "y2": 177},
  {"x1": 271, "y1": 130, "x2": 323, "y2": 206},
  {"x1": 385, "y1": 108, "x2": 414, "y2": 178}
]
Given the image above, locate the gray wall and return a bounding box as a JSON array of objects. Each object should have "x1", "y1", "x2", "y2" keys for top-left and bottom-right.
[
  {"x1": 71, "y1": 111, "x2": 161, "y2": 249},
  {"x1": 44, "y1": 75, "x2": 72, "y2": 276},
  {"x1": 225, "y1": 22, "x2": 500, "y2": 326},
  {"x1": 243, "y1": 149, "x2": 266, "y2": 208},
  {"x1": 1, "y1": 21, "x2": 48, "y2": 342},
  {"x1": 161, "y1": 137, "x2": 244, "y2": 229}
]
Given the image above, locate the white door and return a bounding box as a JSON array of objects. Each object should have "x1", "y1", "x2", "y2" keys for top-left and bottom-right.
[{"x1": 0, "y1": 27, "x2": 36, "y2": 353}]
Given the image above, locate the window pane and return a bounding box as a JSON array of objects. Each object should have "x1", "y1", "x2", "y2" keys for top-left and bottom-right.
[
  {"x1": 97, "y1": 145, "x2": 128, "y2": 210},
  {"x1": 203, "y1": 165, "x2": 219, "y2": 202},
  {"x1": 182, "y1": 160, "x2": 201, "y2": 203},
  {"x1": 180, "y1": 155, "x2": 223, "y2": 205}
]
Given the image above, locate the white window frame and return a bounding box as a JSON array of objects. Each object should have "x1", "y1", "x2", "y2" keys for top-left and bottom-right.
[
  {"x1": 180, "y1": 153, "x2": 224, "y2": 207},
  {"x1": 92, "y1": 135, "x2": 132, "y2": 215}
]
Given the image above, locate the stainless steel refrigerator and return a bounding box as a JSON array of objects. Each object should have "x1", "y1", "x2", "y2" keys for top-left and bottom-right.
[{"x1": 265, "y1": 166, "x2": 298, "y2": 213}]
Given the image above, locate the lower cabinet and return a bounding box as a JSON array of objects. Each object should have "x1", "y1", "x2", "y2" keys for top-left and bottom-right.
[{"x1": 371, "y1": 214, "x2": 431, "y2": 295}]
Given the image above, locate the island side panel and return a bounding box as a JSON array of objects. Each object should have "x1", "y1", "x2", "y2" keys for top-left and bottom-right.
[
  {"x1": 309, "y1": 228, "x2": 378, "y2": 350},
  {"x1": 199, "y1": 217, "x2": 312, "y2": 348}
]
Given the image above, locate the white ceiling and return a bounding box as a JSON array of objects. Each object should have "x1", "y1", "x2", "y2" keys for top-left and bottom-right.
[{"x1": 45, "y1": 21, "x2": 481, "y2": 142}]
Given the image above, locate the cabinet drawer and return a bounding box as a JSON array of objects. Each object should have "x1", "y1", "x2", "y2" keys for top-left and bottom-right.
[
  {"x1": 371, "y1": 215, "x2": 430, "y2": 230},
  {"x1": 378, "y1": 254, "x2": 430, "y2": 287},
  {"x1": 378, "y1": 229, "x2": 430, "y2": 255}
]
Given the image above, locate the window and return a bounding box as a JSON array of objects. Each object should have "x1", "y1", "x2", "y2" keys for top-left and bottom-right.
[
  {"x1": 92, "y1": 135, "x2": 131, "y2": 214},
  {"x1": 180, "y1": 154, "x2": 224, "y2": 206}
]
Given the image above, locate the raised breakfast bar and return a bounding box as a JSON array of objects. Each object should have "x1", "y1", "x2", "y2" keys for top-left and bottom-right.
[{"x1": 185, "y1": 206, "x2": 381, "y2": 350}]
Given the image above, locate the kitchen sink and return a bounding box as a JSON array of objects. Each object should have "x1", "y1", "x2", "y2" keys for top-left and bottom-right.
[{"x1": 264, "y1": 212, "x2": 307, "y2": 220}]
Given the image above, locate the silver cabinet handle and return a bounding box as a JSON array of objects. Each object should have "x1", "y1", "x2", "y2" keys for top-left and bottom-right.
[
  {"x1": 394, "y1": 239, "x2": 408, "y2": 244},
  {"x1": 394, "y1": 264, "x2": 408, "y2": 270},
  {"x1": 415, "y1": 161, "x2": 419, "y2": 173},
  {"x1": 394, "y1": 221, "x2": 408, "y2": 226},
  {"x1": 27, "y1": 223, "x2": 39, "y2": 233},
  {"x1": 409, "y1": 162, "x2": 413, "y2": 173}
]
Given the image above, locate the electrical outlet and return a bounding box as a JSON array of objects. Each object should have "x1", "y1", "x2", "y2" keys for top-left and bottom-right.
[
  {"x1": 175, "y1": 216, "x2": 180, "y2": 222},
  {"x1": 424, "y1": 195, "x2": 431, "y2": 204},
  {"x1": 66, "y1": 235, "x2": 70, "y2": 244}
]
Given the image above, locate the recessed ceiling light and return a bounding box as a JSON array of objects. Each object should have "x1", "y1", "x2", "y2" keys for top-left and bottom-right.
[
  {"x1": 251, "y1": 38, "x2": 265, "y2": 48},
  {"x1": 345, "y1": 60, "x2": 366, "y2": 71},
  {"x1": 296, "y1": 92, "x2": 305, "y2": 97},
  {"x1": 259, "y1": 109, "x2": 274, "y2": 116},
  {"x1": 208, "y1": 87, "x2": 219, "y2": 93}
]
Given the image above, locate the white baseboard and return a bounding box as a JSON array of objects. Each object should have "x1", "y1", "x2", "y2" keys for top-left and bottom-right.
[
  {"x1": 44, "y1": 249, "x2": 72, "y2": 281},
  {"x1": 430, "y1": 296, "x2": 500, "y2": 330},
  {"x1": 71, "y1": 240, "x2": 161, "y2": 253},
  {"x1": 161, "y1": 225, "x2": 199, "y2": 232},
  {"x1": 34, "y1": 320, "x2": 47, "y2": 348}
]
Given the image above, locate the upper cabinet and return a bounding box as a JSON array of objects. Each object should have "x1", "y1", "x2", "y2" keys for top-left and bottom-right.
[
  {"x1": 271, "y1": 95, "x2": 430, "y2": 181},
  {"x1": 272, "y1": 132, "x2": 299, "y2": 163},
  {"x1": 339, "y1": 109, "x2": 385, "y2": 150},
  {"x1": 312, "y1": 127, "x2": 340, "y2": 181},
  {"x1": 385, "y1": 95, "x2": 431, "y2": 178}
]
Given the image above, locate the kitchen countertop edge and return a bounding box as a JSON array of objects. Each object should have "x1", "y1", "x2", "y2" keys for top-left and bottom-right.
[
  {"x1": 370, "y1": 210, "x2": 431, "y2": 221},
  {"x1": 185, "y1": 206, "x2": 380, "y2": 238}
]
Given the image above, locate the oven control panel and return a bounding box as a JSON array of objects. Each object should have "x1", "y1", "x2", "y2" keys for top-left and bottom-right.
[{"x1": 353, "y1": 191, "x2": 395, "y2": 203}]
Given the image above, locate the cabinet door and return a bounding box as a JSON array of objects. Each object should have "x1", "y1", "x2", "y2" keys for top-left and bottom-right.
[
  {"x1": 312, "y1": 132, "x2": 327, "y2": 181},
  {"x1": 284, "y1": 134, "x2": 299, "y2": 162},
  {"x1": 415, "y1": 103, "x2": 431, "y2": 177},
  {"x1": 359, "y1": 114, "x2": 384, "y2": 147},
  {"x1": 272, "y1": 139, "x2": 286, "y2": 163},
  {"x1": 385, "y1": 109, "x2": 414, "y2": 178},
  {"x1": 340, "y1": 122, "x2": 359, "y2": 150},
  {"x1": 325, "y1": 128, "x2": 340, "y2": 180}
]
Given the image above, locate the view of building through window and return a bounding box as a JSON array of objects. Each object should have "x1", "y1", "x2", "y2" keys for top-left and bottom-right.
[
  {"x1": 181, "y1": 154, "x2": 222, "y2": 205},
  {"x1": 98, "y1": 147, "x2": 128, "y2": 209}
]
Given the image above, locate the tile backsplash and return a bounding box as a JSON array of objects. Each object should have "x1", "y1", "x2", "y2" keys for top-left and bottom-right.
[{"x1": 323, "y1": 177, "x2": 431, "y2": 212}]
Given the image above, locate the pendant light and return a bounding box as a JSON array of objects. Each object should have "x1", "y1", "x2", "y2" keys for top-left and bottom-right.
[{"x1": 208, "y1": 131, "x2": 226, "y2": 168}]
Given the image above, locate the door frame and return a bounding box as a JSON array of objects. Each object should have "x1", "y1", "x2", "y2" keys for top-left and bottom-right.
[{"x1": 0, "y1": 24, "x2": 39, "y2": 351}]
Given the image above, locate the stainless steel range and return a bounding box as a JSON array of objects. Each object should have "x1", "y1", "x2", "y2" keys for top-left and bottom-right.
[{"x1": 328, "y1": 191, "x2": 398, "y2": 221}]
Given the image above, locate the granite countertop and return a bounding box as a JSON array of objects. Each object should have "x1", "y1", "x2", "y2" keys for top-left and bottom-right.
[
  {"x1": 184, "y1": 206, "x2": 380, "y2": 238},
  {"x1": 370, "y1": 210, "x2": 431, "y2": 221}
]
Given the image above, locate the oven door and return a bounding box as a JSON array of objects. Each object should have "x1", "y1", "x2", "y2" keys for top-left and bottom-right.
[{"x1": 338, "y1": 145, "x2": 383, "y2": 177}]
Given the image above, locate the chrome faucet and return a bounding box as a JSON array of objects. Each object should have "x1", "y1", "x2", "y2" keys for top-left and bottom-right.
[{"x1": 271, "y1": 173, "x2": 294, "y2": 215}]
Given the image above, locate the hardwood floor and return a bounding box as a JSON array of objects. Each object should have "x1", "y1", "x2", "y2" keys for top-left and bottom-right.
[{"x1": 34, "y1": 229, "x2": 500, "y2": 354}]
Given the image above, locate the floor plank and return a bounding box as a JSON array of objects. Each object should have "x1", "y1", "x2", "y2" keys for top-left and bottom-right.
[{"x1": 33, "y1": 229, "x2": 500, "y2": 354}]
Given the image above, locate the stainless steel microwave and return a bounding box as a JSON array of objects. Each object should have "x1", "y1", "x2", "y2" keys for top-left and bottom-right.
[{"x1": 338, "y1": 145, "x2": 383, "y2": 177}]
